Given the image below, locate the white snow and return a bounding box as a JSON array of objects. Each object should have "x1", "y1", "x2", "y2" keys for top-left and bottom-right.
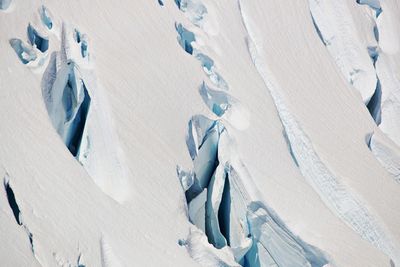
[{"x1": 1, "y1": 0, "x2": 400, "y2": 266}]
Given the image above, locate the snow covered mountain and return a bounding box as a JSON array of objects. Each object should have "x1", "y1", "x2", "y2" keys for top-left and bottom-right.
[{"x1": 1, "y1": 0, "x2": 400, "y2": 266}]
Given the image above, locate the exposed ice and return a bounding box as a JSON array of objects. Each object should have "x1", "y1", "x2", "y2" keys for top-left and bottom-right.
[
  {"x1": 0, "y1": 0, "x2": 11, "y2": 10},
  {"x1": 46, "y1": 61, "x2": 91, "y2": 157},
  {"x1": 199, "y1": 82, "x2": 231, "y2": 116},
  {"x1": 246, "y1": 202, "x2": 328, "y2": 267},
  {"x1": 10, "y1": 20, "x2": 134, "y2": 203},
  {"x1": 27, "y1": 24, "x2": 49, "y2": 53},
  {"x1": 188, "y1": 189, "x2": 207, "y2": 232},
  {"x1": 39, "y1": 5, "x2": 53, "y2": 30},
  {"x1": 369, "y1": 133, "x2": 400, "y2": 183},
  {"x1": 177, "y1": 165, "x2": 195, "y2": 191},
  {"x1": 3, "y1": 174, "x2": 37, "y2": 257},
  {"x1": 199, "y1": 82, "x2": 250, "y2": 130},
  {"x1": 80, "y1": 35, "x2": 88, "y2": 58},
  {"x1": 9, "y1": 39, "x2": 37, "y2": 64},
  {"x1": 357, "y1": 0, "x2": 382, "y2": 15},
  {"x1": 240, "y1": 5, "x2": 400, "y2": 262},
  {"x1": 195, "y1": 53, "x2": 229, "y2": 90},
  {"x1": 367, "y1": 80, "x2": 382, "y2": 124},
  {"x1": 310, "y1": 0, "x2": 400, "y2": 151},
  {"x1": 175, "y1": 0, "x2": 207, "y2": 28},
  {"x1": 176, "y1": 23, "x2": 196, "y2": 55},
  {"x1": 185, "y1": 116, "x2": 222, "y2": 202},
  {"x1": 184, "y1": 228, "x2": 240, "y2": 267},
  {"x1": 4, "y1": 176, "x2": 22, "y2": 225},
  {"x1": 179, "y1": 115, "x2": 328, "y2": 266},
  {"x1": 309, "y1": 0, "x2": 378, "y2": 104},
  {"x1": 374, "y1": 35, "x2": 400, "y2": 148}
]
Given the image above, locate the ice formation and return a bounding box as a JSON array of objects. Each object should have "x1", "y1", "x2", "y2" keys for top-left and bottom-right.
[
  {"x1": 9, "y1": 38, "x2": 37, "y2": 64},
  {"x1": 39, "y1": 5, "x2": 53, "y2": 30},
  {"x1": 27, "y1": 24, "x2": 49, "y2": 53},
  {"x1": 309, "y1": 0, "x2": 378, "y2": 104},
  {"x1": 9, "y1": 8, "x2": 131, "y2": 203},
  {"x1": 179, "y1": 115, "x2": 329, "y2": 267},
  {"x1": 241, "y1": 2, "x2": 400, "y2": 263},
  {"x1": 175, "y1": 0, "x2": 208, "y2": 28},
  {"x1": 309, "y1": 0, "x2": 400, "y2": 190},
  {"x1": 3, "y1": 174, "x2": 37, "y2": 260},
  {"x1": 2, "y1": 0, "x2": 400, "y2": 266},
  {"x1": 176, "y1": 2, "x2": 329, "y2": 266},
  {"x1": 0, "y1": 0, "x2": 11, "y2": 10},
  {"x1": 369, "y1": 133, "x2": 400, "y2": 183}
]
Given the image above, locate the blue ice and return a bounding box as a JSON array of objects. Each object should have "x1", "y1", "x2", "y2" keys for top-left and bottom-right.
[
  {"x1": 176, "y1": 23, "x2": 196, "y2": 55},
  {"x1": 28, "y1": 24, "x2": 49, "y2": 53},
  {"x1": 39, "y1": 5, "x2": 53, "y2": 30},
  {"x1": 199, "y1": 82, "x2": 231, "y2": 116},
  {"x1": 0, "y1": 0, "x2": 11, "y2": 10},
  {"x1": 9, "y1": 39, "x2": 37, "y2": 64}
]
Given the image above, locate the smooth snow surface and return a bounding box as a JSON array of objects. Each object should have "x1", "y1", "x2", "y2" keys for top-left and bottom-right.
[{"x1": 1, "y1": 0, "x2": 400, "y2": 266}]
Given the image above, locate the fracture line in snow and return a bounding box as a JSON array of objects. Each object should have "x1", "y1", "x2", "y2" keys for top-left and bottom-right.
[
  {"x1": 3, "y1": 173, "x2": 42, "y2": 265},
  {"x1": 238, "y1": 0, "x2": 400, "y2": 263},
  {"x1": 9, "y1": 7, "x2": 132, "y2": 203},
  {"x1": 309, "y1": 0, "x2": 400, "y2": 186},
  {"x1": 174, "y1": 1, "x2": 329, "y2": 266}
]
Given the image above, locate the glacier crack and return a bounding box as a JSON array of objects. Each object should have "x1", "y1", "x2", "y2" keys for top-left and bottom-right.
[{"x1": 240, "y1": 1, "x2": 400, "y2": 262}]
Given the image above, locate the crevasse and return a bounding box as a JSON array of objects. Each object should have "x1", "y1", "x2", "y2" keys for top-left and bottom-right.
[
  {"x1": 179, "y1": 115, "x2": 328, "y2": 267},
  {"x1": 238, "y1": 1, "x2": 400, "y2": 263}
]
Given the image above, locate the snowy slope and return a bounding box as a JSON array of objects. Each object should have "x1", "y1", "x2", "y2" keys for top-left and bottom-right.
[{"x1": 1, "y1": 0, "x2": 400, "y2": 266}]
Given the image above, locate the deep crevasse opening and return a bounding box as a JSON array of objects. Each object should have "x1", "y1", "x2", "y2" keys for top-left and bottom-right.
[{"x1": 178, "y1": 115, "x2": 328, "y2": 267}]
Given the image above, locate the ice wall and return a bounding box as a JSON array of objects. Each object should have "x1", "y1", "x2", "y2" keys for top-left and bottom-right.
[
  {"x1": 9, "y1": 8, "x2": 131, "y2": 203},
  {"x1": 240, "y1": 2, "x2": 400, "y2": 263}
]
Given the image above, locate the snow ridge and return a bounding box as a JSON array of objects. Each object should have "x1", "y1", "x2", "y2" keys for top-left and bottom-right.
[{"x1": 239, "y1": 1, "x2": 400, "y2": 264}]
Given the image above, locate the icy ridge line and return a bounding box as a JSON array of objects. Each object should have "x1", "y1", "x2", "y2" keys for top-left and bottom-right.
[
  {"x1": 239, "y1": 1, "x2": 400, "y2": 263},
  {"x1": 310, "y1": 0, "x2": 400, "y2": 184}
]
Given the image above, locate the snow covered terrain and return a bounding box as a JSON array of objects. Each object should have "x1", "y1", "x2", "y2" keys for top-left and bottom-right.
[{"x1": 1, "y1": 0, "x2": 400, "y2": 266}]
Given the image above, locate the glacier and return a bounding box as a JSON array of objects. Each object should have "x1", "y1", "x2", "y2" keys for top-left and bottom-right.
[
  {"x1": 176, "y1": 3, "x2": 329, "y2": 264},
  {"x1": 1, "y1": 0, "x2": 400, "y2": 266},
  {"x1": 240, "y1": 1, "x2": 400, "y2": 263},
  {"x1": 179, "y1": 115, "x2": 329, "y2": 267},
  {"x1": 0, "y1": 0, "x2": 11, "y2": 10},
  {"x1": 9, "y1": 8, "x2": 132, "y2": 203},
  {"x1": 309, "y1": 0, "x2": 400, "y2": 186}
]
